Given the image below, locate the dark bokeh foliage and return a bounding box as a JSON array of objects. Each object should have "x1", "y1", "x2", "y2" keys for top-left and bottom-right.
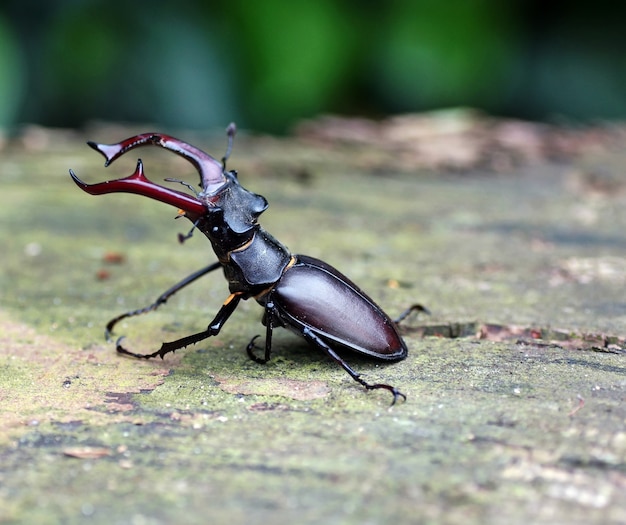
[{"x1": 1, "y1": 0, "x2": 624, "y2": 133}]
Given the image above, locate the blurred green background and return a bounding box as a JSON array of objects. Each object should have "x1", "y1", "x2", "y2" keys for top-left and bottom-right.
[{"x1": 0, "y1": 0, "x2": 624, "y2": 134}]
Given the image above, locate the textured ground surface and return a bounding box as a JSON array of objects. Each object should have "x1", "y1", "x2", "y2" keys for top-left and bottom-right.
[{"x1": 0, "y1": 118, "x2": 624, "y2": 524}]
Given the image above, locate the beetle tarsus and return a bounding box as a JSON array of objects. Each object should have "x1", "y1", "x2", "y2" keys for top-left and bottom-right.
[
  {"x1": 115, "y1": 336, "x2": 163, "y2": 359},
  {"x1": 116, "y1": 326, "x2": 216, "y2": 360},
  {"x1": 364, "y1": 383, "x2": 407, "y2": 406},
  {"x1": 246, "y1": 335, "x2": 268, "y2": 363}
]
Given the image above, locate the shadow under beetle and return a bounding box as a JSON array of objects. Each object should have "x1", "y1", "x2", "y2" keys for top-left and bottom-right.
[{"x1": 70, "y1": 124, "x2": 427, "y2": 405}]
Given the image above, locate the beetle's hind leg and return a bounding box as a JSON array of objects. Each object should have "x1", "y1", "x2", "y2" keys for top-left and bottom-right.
[
  {"x1": 301, "y1": 327, "x2": 406, "y2": 406},
  {"x1": 394, "y1": 303, "x2": 430, "y2": 325}
]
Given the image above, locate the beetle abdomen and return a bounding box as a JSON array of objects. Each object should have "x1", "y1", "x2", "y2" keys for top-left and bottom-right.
[{"x1": 271, "y1": 255, "x2": 407, "y2": 360}]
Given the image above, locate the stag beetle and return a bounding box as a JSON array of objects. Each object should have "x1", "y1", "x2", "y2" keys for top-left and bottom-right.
[{"x1": 70, "y1": 124, "x2": 426, "y2": 404}]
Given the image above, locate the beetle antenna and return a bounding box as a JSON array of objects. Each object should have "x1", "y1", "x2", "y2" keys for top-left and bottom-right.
[
  {"x1": 164, "y1": 177, "x2": 200, "y2": 197},
  {"x1": 176, "y1": 217, "x2": 201, "y2": 244},
  {"x1": 222, "y1": 122, "x2": 237, "y2": 169}
]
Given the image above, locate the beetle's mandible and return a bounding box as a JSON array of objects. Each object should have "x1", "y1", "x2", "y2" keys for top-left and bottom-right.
[{"x1": 69, "y1": 124, "x2": 426, "y2": 405}]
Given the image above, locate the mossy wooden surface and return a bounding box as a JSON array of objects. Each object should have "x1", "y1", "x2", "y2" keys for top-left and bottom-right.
[{"x1": 0, "y1": 127, "x2": 624, "y2": 524}]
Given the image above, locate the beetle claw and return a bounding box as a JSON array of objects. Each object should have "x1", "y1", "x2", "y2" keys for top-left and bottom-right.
[
  {"x1": 246, "y1": 335, "x2": 267, "y2": 363},
  {"x1": 364, "y1": 382, "x2": 407, "y2": 406},
  {"x1": 390, "y1": 388, "x2": 407, "y2": 406}
]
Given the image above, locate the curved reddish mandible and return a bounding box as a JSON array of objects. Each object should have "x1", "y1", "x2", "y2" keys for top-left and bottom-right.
[{"x1": 69, "y1": 158, "x2": 207, "y2": 216}]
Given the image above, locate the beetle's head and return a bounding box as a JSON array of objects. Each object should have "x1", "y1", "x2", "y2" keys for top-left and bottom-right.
[{"x1": 196, "y1": 123, "x2": 269, "y2": 233}]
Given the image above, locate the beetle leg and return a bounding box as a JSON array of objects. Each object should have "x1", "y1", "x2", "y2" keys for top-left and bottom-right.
[
  {"x1": 301, "y1": 327, "x2": 407, "y2": 406},
  {"x1": 246, "y1": 300, "x2": 275, "y2": 363},
  {"x1": 394, "y1": 303, "x2": 430, "y2": 325},
  {"x1": 106, "y1": 262, "x2": 222, "y2": 340},
  {"x1": 117, "y1": 293, "x2": 241, "y2": 359}
]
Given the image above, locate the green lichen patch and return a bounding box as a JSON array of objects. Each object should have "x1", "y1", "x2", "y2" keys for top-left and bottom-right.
[
  {"x1": 0, "y1": 310, "x2": 177, "y2": 444},
  {"x1": 1, "y1": 127, "x2": 626, "y2": 524}
]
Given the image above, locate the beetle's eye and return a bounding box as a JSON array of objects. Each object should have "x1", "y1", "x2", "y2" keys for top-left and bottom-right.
[{"x1": 230, "y1": 170, "x2": 238, "y2": 179}]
